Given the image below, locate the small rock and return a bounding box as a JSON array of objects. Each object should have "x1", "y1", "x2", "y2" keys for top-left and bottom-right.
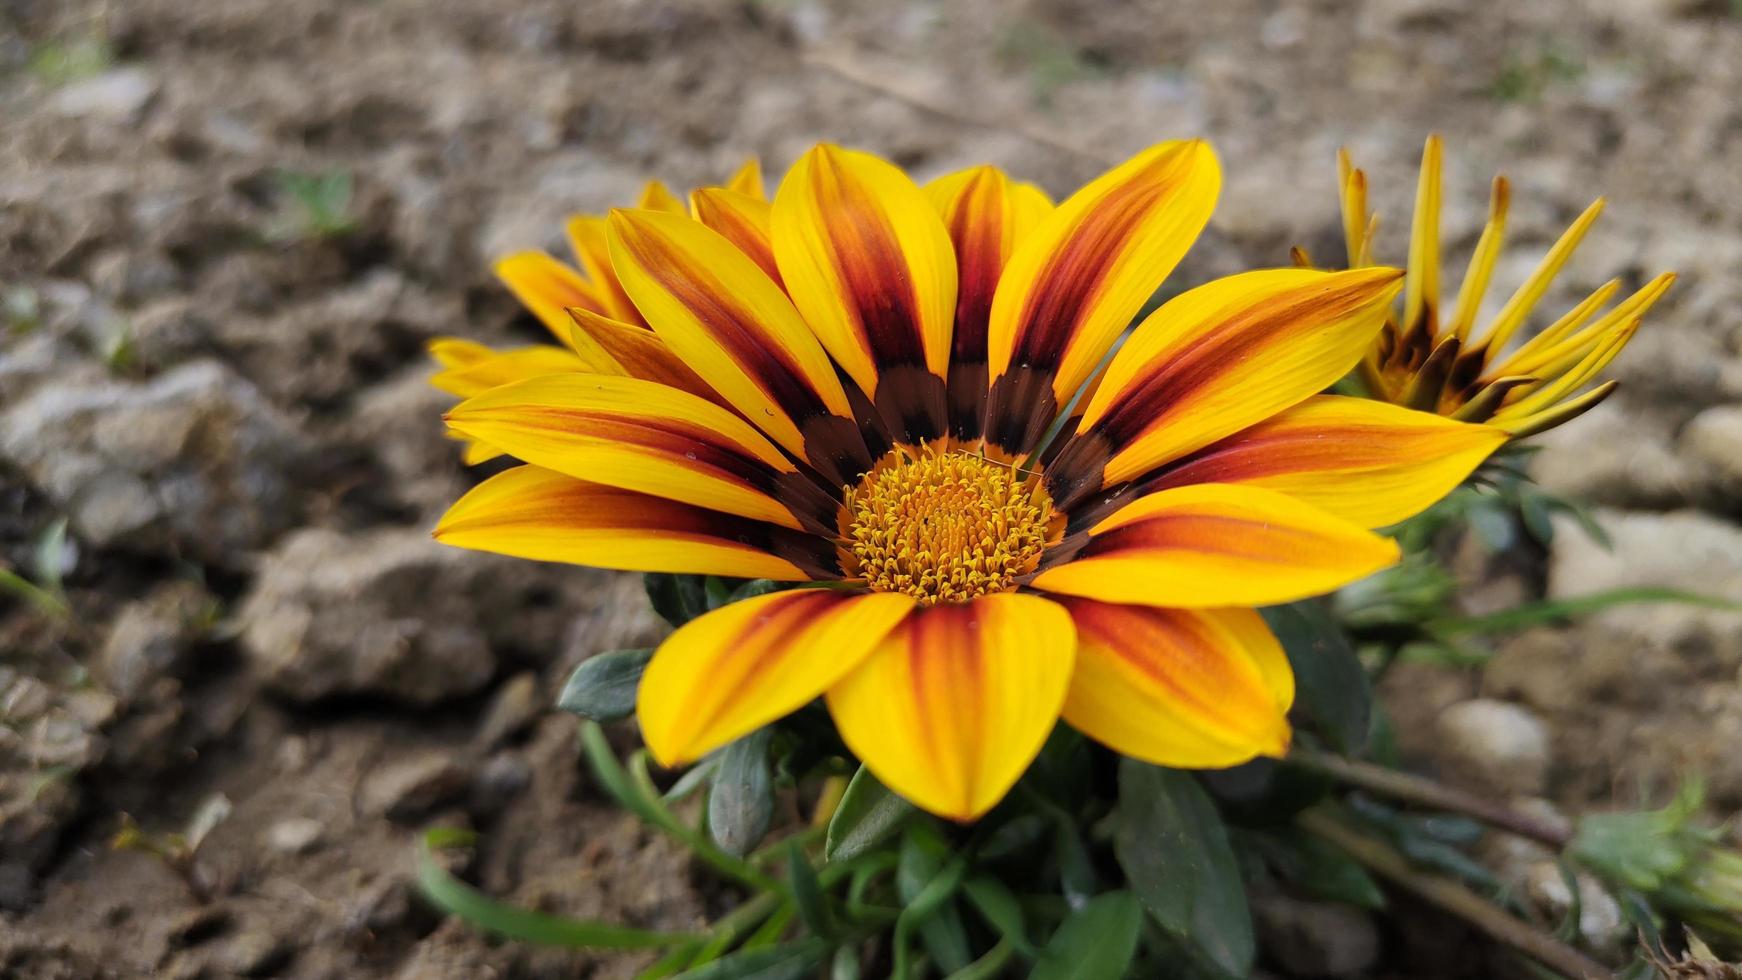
[
  {"x1": 474, "y1": 673, "x2": 541, "y2": 750},
  {"x1": 1684, "y1": 404, "x2": 1742, "y2": 500},
  {"x1": 1250, "y1": 891, "x2": 1381, "y2": 978},
  {"x1": 49, "y1": 68, "x2": 160, "y2": 124},
  {"x1": 214, "y1": 930, "x2": 292, "y2": 977},
  {"x1": 1436, "y1": 699, "x2": 1552, "y2": 796},
  {"x1": 1523, "y1": 862, "x2": 1628, "y2": 953},
  {"x1": 97, "y1": 581, "x2": 215, "y2": 702},
  {"x1": 0, "y1": 361, "x2": 308, "y2": 563},
  {"x1": 470, "y1": 752, "x2": 533, "y2": 816},
  {"x1": 264, "y1": 818, "x2": 324, "y2": 856},
  {"x1": 1548, "y1": 509, "x2": 1742, "y2": 671},
  {"x1": 362, "y1": 753, "x2": 468, "y2": 821}
]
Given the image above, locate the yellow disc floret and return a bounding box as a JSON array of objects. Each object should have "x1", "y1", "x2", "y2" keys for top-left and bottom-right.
[{"x1": 843, "y1": 447, "x2": 1056, "y2": 605}]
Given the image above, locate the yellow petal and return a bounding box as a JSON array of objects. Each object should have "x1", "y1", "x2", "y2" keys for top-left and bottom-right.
[
  {"x1": 689, "y1": 187, "x2": 782, "y2": 285},
  {"x1": 494, "y1": 251, "x2": 604, "y2": 344},
  {"x1": 985, "y1": 140, "x2": 1220, "y2": 453},
  {"x1": 435, "y1": 466, "x2": 831, "y2": 579},
  {"x1": 1137, "y1": 395, "x2": 1506, "y2": 529},
  {"x1": 826, "y1": 594, "x2": 1076, "y2": 821},
  {"x1": 1046, "y1": 267, "x2": 1403, "y2": 510},
  {"x1": 564, "y1": 215, "x2": 644, "y2": 325},
  {"x1": 1031, "y1": 483, "x2": 1400, "y2": 608},
  {"x1": 637, "y1": 179, "x2": 686, "y2": 213},
  {"x1": 925, "y1": 165, "x2": 1053, "y2": 441},
  {"x1": 772, "y1": 143, "x2": 957, "y2": 444},
  {"x1": 608, "y1": 207, "x2": 871, "y2": 486},
  {"x1": 444, "y1": 374, "x2": 821, "y2": 531},
  {"x1": 725, "y1": 156, "x2": 766, "y2": 200},
  {"x1": 429, "y1": 343, "x2": 587, "y2": 398},
  {"x1": 639, "y1": 590, "x2": 916, "y2": 765},
  {"x1": 1059, "y1": 599, "x2": 1292, "y2": 767},
  {"x1": 565, "y1": 307, "x2": 724, "y2": 406}
]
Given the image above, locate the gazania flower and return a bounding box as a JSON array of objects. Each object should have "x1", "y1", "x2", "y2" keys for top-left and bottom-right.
[
  {"x1": 434, "y1": 141, "x2": 1505, "y2": 820},
  {"x1": 428, "y1": 160, "x2": 768, "y2": 463},
  {"x1": 1335, "y1": 135, "x2": 1674, "y2": 439}
]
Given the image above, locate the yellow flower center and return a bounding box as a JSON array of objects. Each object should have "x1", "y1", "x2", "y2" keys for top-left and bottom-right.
[{"x1": 842, "y1": 447, "x2": 1056, "y2": 605}]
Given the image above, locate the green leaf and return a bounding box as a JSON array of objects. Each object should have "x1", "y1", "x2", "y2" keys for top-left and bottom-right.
[
  {"x1": 1113, "y1": 761, "x2": 1254, "y2": 978},
  {"x1": 673, "y1": 940, "x2": 831, "y2": 980},
  {"x1": 830, "y1": 946, "x2": 861, "y2": 980},
  {"x1": 417, "y1": 831, "x2": 696, "y2": 949},
  {"x1": 710, "y1": 730, "x2": 775, "y2": 857},
  {"x1": 785, "y1": 844, "x2": 834, "y2": 939},
  {"x1": 825, "y1": 765, "x2": 916, "y2": 862},
  {"x1": 558, "y1": 648, "x2": 654, "y2": 721},
  {"x1": 1432, "y1": 586, "x2": 1742, "y2": 637},
  {"x1": 897, "y1": 827, "x2": 972, "y2": 975},
  {"x1": 646, "y1": 573, "x2": 710, "y2": 627},
  {"x1": 1029, "y1": 890, "x2": 1143, "y2": 980},
  {"x1": 1238, "y1": 827, "x2": 1385, "y2": 910},
  {"x1": 1261, "y1": 601, "x2": 1369, "y2": 754},
  {"x1": 962, "y1": 876, "x2": 1034, "y2": 955}
]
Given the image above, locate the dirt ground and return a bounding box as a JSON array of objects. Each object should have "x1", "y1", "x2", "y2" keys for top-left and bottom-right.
[{"x1": 2, "y1": 0, "x2": 1741, "y2": 977}]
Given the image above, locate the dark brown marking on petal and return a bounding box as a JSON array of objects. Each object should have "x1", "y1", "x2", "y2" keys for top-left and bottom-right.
[
  {"x1": 873, "y1": 364, "x2": 949, "y2": 448},
  {"x1": 947, "y1": 361, "x2": 989, "y2": 442},
  {"x1": 984, "y1": 365, "x2": 1061, "y2": 456},
  {"x1": 799, "y1": 413, "x2": 875, "y2": 491},
  {"x1": 1040, "y1": 429, "x2": 1112, "y2": 514}
]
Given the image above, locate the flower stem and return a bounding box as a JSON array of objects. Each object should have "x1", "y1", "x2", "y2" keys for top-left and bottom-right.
[
  {"x1": 1289, "y1": 748, "x2": 1573, "y2": 848},
  {"x1": 1297, "y1": 808, "x2": 1610, "y2": 979}
]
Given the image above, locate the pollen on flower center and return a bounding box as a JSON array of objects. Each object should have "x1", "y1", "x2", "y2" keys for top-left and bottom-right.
[{"x1": 842, "y1": 447, "x2": 1056, "y2": 605}]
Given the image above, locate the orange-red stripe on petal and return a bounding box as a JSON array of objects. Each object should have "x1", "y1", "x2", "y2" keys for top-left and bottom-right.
[
  {"x1": 638, "y1": 589, "x2": 916, "y2": 765},
  {"x1": 773, "y1": 144, "x2": 957, "y2": 445},
  {"x1": 566, "y1": 308, "x2": 725, "y2": 407},
  {"x1": 1032, "y1": 483, "x2": 1400, "y2": 608},
  {"x1": 1058, "y1": 599, "x2": 1292, "y2": 767},
  {"x1": 607, "y1": 207, "x2": 872, "y2": 486},
  {"x1": 984, "y1": 140, "x2": 1221, "y2": 454},
  {"x1": 434, "y1": 465, "x2": 836, "y2": 580},
  {"x1": 1117, "y1": 395, "x2": 1505, "y2": 530},
  {"x1": 826, "y1": 594, "x2": 1076, "y2": 821},
  {"x1": 925, "y1": 165, "x2": 1053, "y2": 441},
  {"x1": 565, "y1": 216, "x2": 645, "y2": 325},
  {"x1": 444, "y1": 374, "x2": 835, "y2": 532},
  {"x1": 494, "y1": 251, "x2": 607, "y2": 344},
  {"x1": 1045, "y1": 267, "x2": 1403, "y2": 511},
  {"x1": 690, "y1": 187, "x2": 783, "y2": 285}
]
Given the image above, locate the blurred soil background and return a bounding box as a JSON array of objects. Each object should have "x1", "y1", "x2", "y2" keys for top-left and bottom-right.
[{"x1": 2, "y1": 0, "x2": 1741, "y2": 976}]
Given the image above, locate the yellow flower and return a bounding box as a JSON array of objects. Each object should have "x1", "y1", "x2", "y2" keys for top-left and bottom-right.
[
  {"x1": 428, "y1": 160, "x2": 767, "y2": 463},
  {"x1": 1337, "y1": 135, "x2": 1675, "y2": 438},
  {"x1": 434, "y1": 142, "x2": 1505, "y2": 820}
]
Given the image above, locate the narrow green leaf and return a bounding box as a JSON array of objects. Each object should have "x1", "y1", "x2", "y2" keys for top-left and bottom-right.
[
  {"x1": 825, "y1": 765, "x2": 917, "y2": 862},
  {"x1": 1238, "y1": 827, "x2": 1385, "y2": 910},
  {"x1": 558, "y1": 648, "x2": 653, "y2": 721},
  {"x1": 785, "y1": 844, "x2": 834, "y2": 939},
  {"x1": 1029, "y1": 890, "x2": 1142, "y2": 980},
  {"x1": 943, "y1": 939, "x2": 1015, "y2": 980},
  {"x1": 673, "y1": 939, "x2": 830, "y2": 980},
  {"x1": 1113, "y1": 761, "x2": 1254, "y2": 977},
  {"x1": 416, "y1": 834, "x2": 695, "y2": 949},
  {"x1": 1432, "y1": 586, "x2": 1742, "y2": 637},
  {"x1": 897, "y1": 827, "x2": 972, "y2": 975},
  {"x1": 962, "y1": 876, "x2": 1033, "y2": 955},
  {"x1": 1261, "y1": 601, "x2": 1369, "y2": 754},
  {"x1": 710, "y1": 730, "x2": 775, "y2": 857}
]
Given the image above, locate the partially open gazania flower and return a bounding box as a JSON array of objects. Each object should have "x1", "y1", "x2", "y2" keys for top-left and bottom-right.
[
  {"x1": 1336, "y1": 135, "x2": 1675, "y2": 439},
  {"x1": 427, "y1": 160, "x2": 768, "y2": 463},
  {"x1": 434, "y1": 141, "x2": 1507, "y2": 820}
]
